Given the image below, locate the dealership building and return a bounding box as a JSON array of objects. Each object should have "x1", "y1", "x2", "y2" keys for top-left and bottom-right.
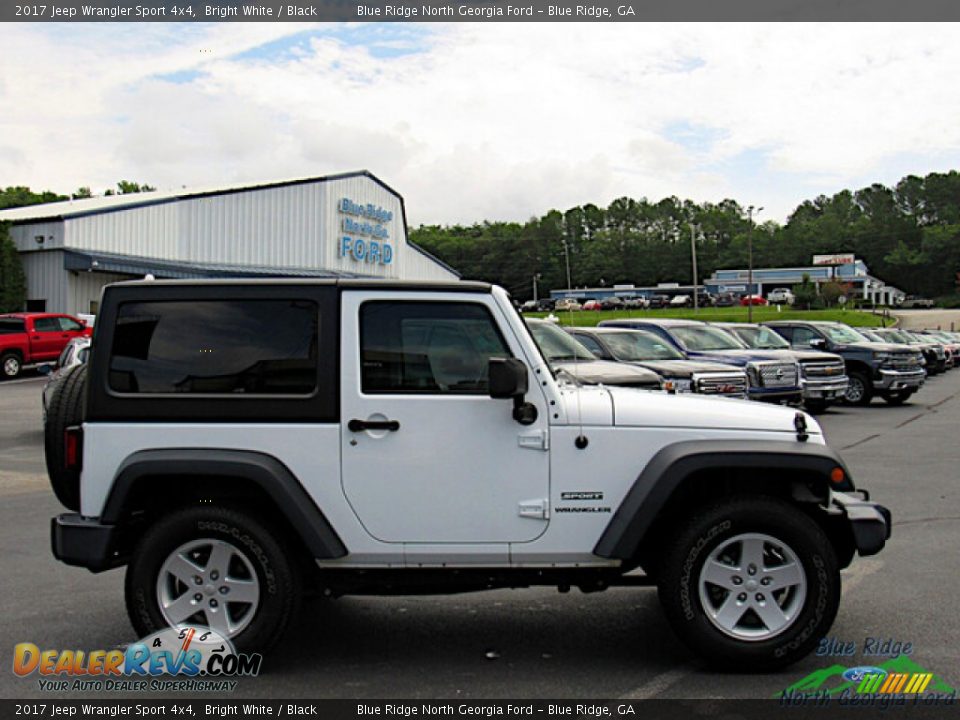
[
  {"x1": 0, "y1": 171, "x2": 458, "y2": 316},
  {"x1": 550, "y1": 254, "x2": 905, "y2": 305}
]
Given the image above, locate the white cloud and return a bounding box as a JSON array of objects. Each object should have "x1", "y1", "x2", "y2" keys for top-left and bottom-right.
[{"x1": 2, "y1": 22, "x2": 959, "y2": 223}]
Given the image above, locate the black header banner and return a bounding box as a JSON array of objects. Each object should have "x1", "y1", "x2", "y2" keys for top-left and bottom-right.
[
  {"x1": 5, "y1": 0, "x2": 960, "y2": 22},
  {"x1": 0, "y1": 700, "x2": 956, "y2": 720}
]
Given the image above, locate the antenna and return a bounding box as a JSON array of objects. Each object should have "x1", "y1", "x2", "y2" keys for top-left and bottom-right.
[{"x1": 561, "y1": 234, "x2": 587, "y2": 449}]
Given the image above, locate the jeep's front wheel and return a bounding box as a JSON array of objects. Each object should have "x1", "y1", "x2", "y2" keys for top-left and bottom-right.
[
  {"x1": 657, "y1": 496, "x2": 840, "y2": 671},
  {"x1": 125, "y1": 506, "x2": 300, "y2": 652}
]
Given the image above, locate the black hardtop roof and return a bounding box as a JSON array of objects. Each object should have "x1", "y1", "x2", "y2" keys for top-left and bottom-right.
[{"x1": 105, "y1": 278, "x2": 491, "y2": 293}]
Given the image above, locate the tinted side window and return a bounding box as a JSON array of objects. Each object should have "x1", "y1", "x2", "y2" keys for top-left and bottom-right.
[
  {"x1": 361, "y1": 302, "x2": 510, "y2": 394},
  {"x1": 109, "y1": 300, "x2": 318, "y2": 395},
  {"x1": 58, "y1": 317, "x2": 84, "y2": 332},
  {"x1": 0, "y1": 319, "x2": 25, "y2": 334},
  {"x1": 573, "y1": 334, "x2": 605, "y2": 357},
  {"x1": 791, "y1": 327, "x2": 819, "y2": 347},
  {"x1": 33, "y1": 317, "x2": 60, "y2": 332}
]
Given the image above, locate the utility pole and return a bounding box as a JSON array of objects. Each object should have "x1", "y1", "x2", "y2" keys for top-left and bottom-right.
[
  {"x1": 689, "y1": 223, "x2": 700, "y2": 312},
  {"x1": 532, "y1": 273, "x2": 542, "y2": 302},
  {"x1": 561, "y1": 237, "x2": 573, "y2": 294},
  {"x1": 747, "y1": 206, "x2": 763, "y2": 323}
]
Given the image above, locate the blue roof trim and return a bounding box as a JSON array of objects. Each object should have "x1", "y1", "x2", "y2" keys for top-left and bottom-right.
[{"x1": 62, "y1": 249, "x2": 370, "y2": 280}]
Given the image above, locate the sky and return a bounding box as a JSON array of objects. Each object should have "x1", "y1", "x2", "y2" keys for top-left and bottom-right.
[{"x1": 2, "y1": 22, "x2": 959, "y2": 226}]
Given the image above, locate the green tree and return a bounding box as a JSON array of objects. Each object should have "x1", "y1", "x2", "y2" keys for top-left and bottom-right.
[
  {"x1": 72, "y1": 187, "x2": 93, "y2": 199},
  {"x1": 0, "y1": 186, "x2": 67, "y2": 210},
  {"x1": 0, "y1": 223, "x2": 26, "y2": 312},
  {"x1": 792, "y1": 273, "x2": 817, "y2": 310}
]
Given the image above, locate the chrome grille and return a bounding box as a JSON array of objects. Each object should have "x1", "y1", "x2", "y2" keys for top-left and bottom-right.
[
  {"x1": 757, "y1": 362, "x2": 799, "y2": 388},
  {"x1": 695, "y1": 373, "x2": 748, "y2": 395},
  {"x1": 887, "y1": 354, "x2": 923, "y2": 369},
  {"x1": 801, "y1": 359, "x2": 846, "y2": 379}
]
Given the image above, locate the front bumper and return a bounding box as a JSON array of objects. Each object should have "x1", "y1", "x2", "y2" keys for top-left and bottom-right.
[
  {"x1": 830, "y1": 491, "x2": 892, "y2": 556},
  {"x1": 747, "y1": 386, "x2": 803, "y2": 403},
  {"x1": 51, "y1": 514, "x2": 125, "y2": 573},
  {"x1": 801, "y1": 378, "x2": 849, "y2": 401},
  {"x1": 873, "y1": 368, "x2": 926, "y2": 391}
]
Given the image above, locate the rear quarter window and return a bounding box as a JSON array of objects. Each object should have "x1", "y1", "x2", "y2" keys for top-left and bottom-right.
[
  {"x1": 0, "y1": 319, "x2": 26, "y2": 334},
  {"x1": 108, "y1": 299, "x2": 318, "y2": 395}
]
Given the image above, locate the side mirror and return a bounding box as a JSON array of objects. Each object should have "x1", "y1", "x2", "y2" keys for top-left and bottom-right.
[
  {"x1": 37, "y1": 363, "x2": 54, "y2": 376},
  {"x1": 489, "y1": 357, "x2": 528, "y2": 398},
  {"x1": 488, "y1": 357, "x2": 537, "y2": 425},
  {"x1": 809, "y1": 338, "x2": 827, "y2": 349}
]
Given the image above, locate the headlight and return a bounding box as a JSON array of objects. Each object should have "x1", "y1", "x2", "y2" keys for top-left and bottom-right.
[
  {"x1": 663, "y1": 378, "x2": 693, "y2": 393},
  {"x1": 745, "y1": 362, "x2": 761, "y2": 385}
]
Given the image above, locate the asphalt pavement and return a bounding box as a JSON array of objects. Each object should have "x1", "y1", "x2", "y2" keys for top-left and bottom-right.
[{"x1": 1, "y1": 370, "x2": 958, "y2": 699}]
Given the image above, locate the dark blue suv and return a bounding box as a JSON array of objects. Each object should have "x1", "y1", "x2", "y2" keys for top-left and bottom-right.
[{"x1": 598, "y1": 318, "x2": 802, "y2": 403}]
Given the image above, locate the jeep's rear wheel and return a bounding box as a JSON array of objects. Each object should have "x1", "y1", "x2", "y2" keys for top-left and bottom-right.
[
  {"x1": 657, "y1": 496, "x2": 840, "y2": 671},
  {"x1": 844, "y1": 370, "x2": 873, "y2": 405},
  {"x1": 44, "y1": 364, "x2": 87, "y2": 511},
  {"x1": 126, "y1": 506, "x2": 300, "y2": 652}
]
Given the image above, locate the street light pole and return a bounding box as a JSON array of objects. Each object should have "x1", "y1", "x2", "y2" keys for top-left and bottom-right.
[
  {"x1": 689, "y1": 223, "x2": 700, "y2": 312},
  {"x1": 747, "y1": 206, "x2": 763, "y2": 323},
  {"x1": 562, "y1": 237, "x2": 573, "y2": 294},
  {"x1": 533, "y1": 273, "x2": 542, "y2": 302}
]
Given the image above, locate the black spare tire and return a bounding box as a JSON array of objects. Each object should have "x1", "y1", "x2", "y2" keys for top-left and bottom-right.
[{"x1": 44, "y1": 363, "x2": 87, "y2": 511}]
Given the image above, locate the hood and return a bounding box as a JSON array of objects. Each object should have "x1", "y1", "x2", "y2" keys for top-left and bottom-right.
[
  {"x1": 742, "y1": 348, "x2": 842, "y2": 363},
  {"x1": 684, "y1": 348, "x2": 784, "y2": 366},
  {"x1": 606, "y1": 386, "x2": 822, "y2": 434},
  {"x1": 552, "y1": 359, "x2": 661, "y2": 387},
  {"x1": 832, "y1": 341, "x2": 916, "y2": 353},
  {"x1": 627, "y1": 359, "x2": 746, "y2": 378}
]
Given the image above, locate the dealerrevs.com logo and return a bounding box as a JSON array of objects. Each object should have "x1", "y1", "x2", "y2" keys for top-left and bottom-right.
[{"x1": 13, "y1": 626, "x2": 262, "y2": 692}]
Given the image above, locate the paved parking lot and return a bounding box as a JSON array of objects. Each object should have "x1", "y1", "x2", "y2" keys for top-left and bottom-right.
[{"x1": 1, "y1": 370, "x2": 958, "y2": 699}]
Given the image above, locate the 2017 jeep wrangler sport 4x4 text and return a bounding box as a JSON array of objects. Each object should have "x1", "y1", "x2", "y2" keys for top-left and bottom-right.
[{"x1": 46, "y1": 279, "x2": 891, "y2": 670}]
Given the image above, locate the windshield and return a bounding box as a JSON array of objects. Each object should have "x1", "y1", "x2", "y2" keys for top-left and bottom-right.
[
  {"x1": 821, "y1": 324, "x2": 870, "y2": 344},
  {"x1": 728, "y1": 326, "x2": 790, "y2": 349},
  {"x1": 672, "y1": 326, "x2": 745, "y2": 351},
  {"x1": 526, "y1": 321, "x2": 596, "y2": 362},
  {"x1": 873, "y1": 329, "x2": 901, "y2": 343},
  {"x1": 602, "y1": 331, "x2": 685, "y2": 361}
]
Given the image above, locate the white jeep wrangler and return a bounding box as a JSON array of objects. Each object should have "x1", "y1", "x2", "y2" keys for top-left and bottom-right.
[{"x1": 46, "y1": 279, "x2": 890, "y2": 670}]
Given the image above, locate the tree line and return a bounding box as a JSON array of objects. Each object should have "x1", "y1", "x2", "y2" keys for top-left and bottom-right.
[{"x1": 410, "y1": 171, "x2": 960, "y2": 302}]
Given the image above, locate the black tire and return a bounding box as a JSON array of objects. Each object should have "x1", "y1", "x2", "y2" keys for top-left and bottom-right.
[
  {"x1": 803, "y1": 399, "x2": 828, "y2": 414},
  {"x1": 882, "y1": 390, "x2": 914, "y2": 406},
  {"x1": 843, "y1": 370, "x2": 873, "y2": 406},
  {"x1": 43, "y1": 364, "x2": 87, "y2": 511},
  {"x1": 1, "y1": 351, "x2": 22, "y2": 379},
  {"x1": 125, "y1": 506, "x2": 300, "y2": 653},
  {"x1": 657, "y1": 496, "x2": 840, "y2": 671}
]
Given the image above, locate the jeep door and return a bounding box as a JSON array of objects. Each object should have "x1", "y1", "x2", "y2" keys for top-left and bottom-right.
[{"x1": 339, "y1": 291, "x2": 550, "y2": 546}]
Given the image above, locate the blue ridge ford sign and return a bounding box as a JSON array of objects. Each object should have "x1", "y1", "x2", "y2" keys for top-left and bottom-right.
[{"x1": 338, "y1": 197, "x2": 394, "y2": 265}]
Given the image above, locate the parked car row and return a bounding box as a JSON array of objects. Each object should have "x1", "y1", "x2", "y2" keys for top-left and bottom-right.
[{"x1": 526, "y1": 315, "x2": 956, "y2": 413}]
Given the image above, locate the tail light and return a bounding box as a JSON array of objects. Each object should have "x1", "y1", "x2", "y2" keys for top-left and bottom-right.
[{"x1": 64, "y1": 426, "x2": 83, "y2": 472}]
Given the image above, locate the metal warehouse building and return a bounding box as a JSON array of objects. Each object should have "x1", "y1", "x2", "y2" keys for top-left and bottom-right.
[{"x1": 0, "y1": 171, "x2": 458, "y2": 316}]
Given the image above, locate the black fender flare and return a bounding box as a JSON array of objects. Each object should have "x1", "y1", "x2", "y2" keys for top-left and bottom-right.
[
  {"x1": 593, "y1": 439, "x2": 853, "y2": 560},
  {"x1": 101, "y1": 449, "x2": 347, "y2": 559}
]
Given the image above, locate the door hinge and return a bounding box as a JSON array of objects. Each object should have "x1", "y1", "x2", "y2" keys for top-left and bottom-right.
[
  {"x1": 518, "y1": 498, "x2": 549, "y2": 520},
  {"x1": 518, "y1": 430, "x2": 549, "y2": 451}
]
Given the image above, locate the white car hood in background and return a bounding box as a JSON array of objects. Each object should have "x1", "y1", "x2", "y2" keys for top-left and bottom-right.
[{"x1": 558, "y1": 385, "x2": 820, "y2": 435}]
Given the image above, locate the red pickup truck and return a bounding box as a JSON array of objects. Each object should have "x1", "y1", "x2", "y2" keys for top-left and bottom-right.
[{"x1": 0, "y1": 313, "x2": 93, "y2": 379}]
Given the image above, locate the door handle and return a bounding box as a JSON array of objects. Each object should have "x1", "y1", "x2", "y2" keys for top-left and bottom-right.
[{"x1": 348, "y1": 419, "x2": 400, "y2": 432}]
